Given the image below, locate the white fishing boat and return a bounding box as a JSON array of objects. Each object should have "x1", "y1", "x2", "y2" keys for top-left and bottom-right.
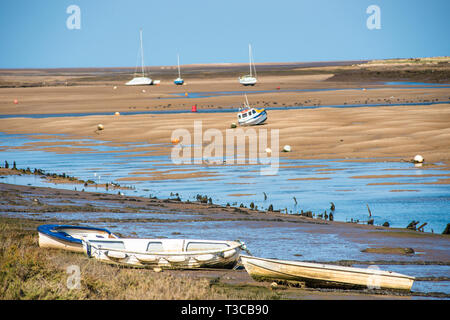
[
  {"x1": 239, "y1": 44, "x2": 257, "y2": 86},
  {"x1": 240, "y1": 255, "x2": 415, "y2": 291},
  {"x1": 237, "y1": 95, "x2": 267, "y2": 126},
  {"x1": 126, "y1": 29, "x2": 153, "y2": 86},
  {"x1": 174, "y1": 53, "x2": 184, "y2": 85},
  {"x1": 83, "y1": 238, "x2": 246, "y2": 269},
  {"x1": 37, "y1": 224, "x2": 119, "y2": 253}
]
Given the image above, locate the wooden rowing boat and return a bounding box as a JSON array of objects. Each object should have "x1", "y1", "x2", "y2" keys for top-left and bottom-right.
[
  {"x1": 83, "y1": 238, "x2": 245, "y2": 269},
  {"x1": 240, "y1": 255, "x2": 415, "y2": 291},
  {"x1": 37, "y1": 224, "x2": 119, "y2": 253}
]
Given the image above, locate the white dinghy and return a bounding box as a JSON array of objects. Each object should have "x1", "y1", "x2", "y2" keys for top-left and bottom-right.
[
  {"x1": 240, "y1": 255, "x2": 415, "y2": 291},
  {"x1": 83, "y1": 238, "x2": 246, "y2": 269}
]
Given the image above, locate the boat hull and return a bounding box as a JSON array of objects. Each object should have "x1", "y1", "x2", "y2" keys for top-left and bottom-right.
[
  {"x1": 84, "y1": 238, "x2": 244, "y2": 270},
  {"x1": 37, "y1": 224, "x2": 118, "y2": 253},
  {"x1": 240, "y1": 255, "x2": 414, "y2": 291}
]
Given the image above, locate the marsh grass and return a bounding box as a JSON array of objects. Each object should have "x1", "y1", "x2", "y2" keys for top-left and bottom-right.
[{"x1": 0, "y1": 218, "x2": 276, "y2": 300}]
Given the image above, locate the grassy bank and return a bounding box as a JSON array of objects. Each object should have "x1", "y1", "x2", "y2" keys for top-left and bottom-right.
[{"x1": 0, "y1": 217, "x2": 278, "y2": 300}]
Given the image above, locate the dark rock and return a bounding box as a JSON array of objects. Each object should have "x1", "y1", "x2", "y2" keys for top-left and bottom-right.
[{"x1": 443, "y1": 223, "x2": 450, "y2": 235}]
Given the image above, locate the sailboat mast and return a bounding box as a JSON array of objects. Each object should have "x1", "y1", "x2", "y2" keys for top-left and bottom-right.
[
  {"x1": 177, "y1": 54, "x2": 181, "y2": 78},
  {"x1": 140, "y1": 29, "x2": 145, "y2": 77}
]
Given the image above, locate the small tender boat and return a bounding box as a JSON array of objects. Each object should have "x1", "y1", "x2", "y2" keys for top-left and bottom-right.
[
  {"x1": 239, "y1": 44, "x2": 257, "y2": 86},
  {"x1": 37, "y1": 224, "x2": 119, "y2": 253},
  {"x1": 83, "y1": 238, "x2": 245, "y2": 269},
  {"x1": 240, "y1": 255, "x2": 415, "y2": 291},
  {"x1": 237, "y1": 95, "x2": 267, "y2": 126}
]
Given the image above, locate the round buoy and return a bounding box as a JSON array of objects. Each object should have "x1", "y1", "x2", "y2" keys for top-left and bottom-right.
[
  {"x1": 13, "y1": 99, "x2": 18, "y2": 104},
  {"x1": 113, "y1": 86, "x2": 117, "y2": 90},
  {"x1": 171, "y1": 138, "x2": 180, "y2": 144},
  {"x1": 265, "y1": 148, "x2": 272, "y2": 154},
  {"x1": 142, "y1": 89, "x2": 146, "y2": 93},
  {"x1": 97, "y1": 124, "x2": 104, "y2": 131},
  {"x1": 414, "y1": 155, "x2": 424, "y2": 163},
  {"x1": 191, "y1": 104, "x2": 197, "y2": 112},
  {"x1": 114, "y1": 112, "x2": 120, "y2": 116},
  {"x1": 230, "y1": 123, "x2": 237, "y2": 128},
  {"x1": 283, "y1": 145, "x2": 291, "y2": 152},
  {"x1": 276, "y1": 86, "x2": 280, "y2": 90},
  {"x1": 185, "y1": 92, "x2": 188, "y2": 97}
]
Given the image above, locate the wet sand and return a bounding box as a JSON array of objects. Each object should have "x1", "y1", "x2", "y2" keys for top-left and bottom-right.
[{"x1": 1, "y1": 62, "x2": 449, "y2": 299}]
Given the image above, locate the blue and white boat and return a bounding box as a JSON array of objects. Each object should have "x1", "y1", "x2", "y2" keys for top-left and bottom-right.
[
  {"x1": 239, "y1": 44, "x2": 257, "y2": 86},
  {"x1": 237, "y1": 95, "x2": 267, "y2": 126},
  {"x1": 38, "y1": 224, "x2": 119, "y2": 253},
  {"x1": 174, "y1": 53, "x2": 184, "y2": 85}
]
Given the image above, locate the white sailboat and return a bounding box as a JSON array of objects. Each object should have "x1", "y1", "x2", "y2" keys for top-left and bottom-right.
[
  {"x1": 126, "y1": 29, "x2": 152, "y2": 86},
  {"x1": 174, "y1": 53, "x2": 184, "y2": 85},
  {"x1": 239, "y1": 44, "x2": 257, "y2": 86}
]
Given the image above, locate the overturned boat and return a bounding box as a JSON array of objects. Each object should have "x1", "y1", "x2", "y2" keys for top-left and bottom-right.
[
  {"x1": 37, "y1": 224, "x2": 119, "y2": 253},
  {"x1": 83, "y1": 238, "x2": 245, "y2": 269},
  {"x1": 237, "y1": 95, "x2": 267, "y2": 126},
  {"x1": 240, "y1": 255, "x2": 415, "y2": 291}
]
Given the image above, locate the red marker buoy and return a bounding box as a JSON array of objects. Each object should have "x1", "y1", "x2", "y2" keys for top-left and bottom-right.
[
  {"x1": 191, "y1": 104, "x2": 197, "y2": 112},
  {"x1": 13, "y1": 99, "x2": 18, "y2": 104},
  {"x1": 276, "y1": 86, "x2": 280, "y2": 90}
]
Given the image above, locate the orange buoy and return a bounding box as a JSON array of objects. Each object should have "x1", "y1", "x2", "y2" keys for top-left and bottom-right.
[
  {"x1": 185, "y1": 92, "x2": 188, "y2": 97},
  {"x1": 171, "y1": 138, "x2": 180, "y2": 144},
  {"x1": 191, "y1": 104, "x2": 197, "y2": 112}
]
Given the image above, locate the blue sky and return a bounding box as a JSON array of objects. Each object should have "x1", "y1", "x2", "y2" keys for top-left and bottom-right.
[{"x1": 0, "y1": 0, "x2": 449, "y2": 68}]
